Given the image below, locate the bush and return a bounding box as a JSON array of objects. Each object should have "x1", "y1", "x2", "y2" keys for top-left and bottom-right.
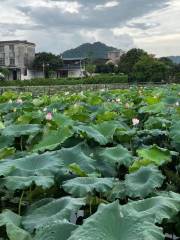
[{"x1": 0, "y1": 74, "x2": 128, "y2": 87}]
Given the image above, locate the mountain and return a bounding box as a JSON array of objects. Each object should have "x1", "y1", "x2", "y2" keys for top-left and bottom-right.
[
  {"x1": 168, "y1": 56, "x2": 180, "y2": 64},
  {"x1": 62, "y1": 42, "x2": 118, "y2": 59}
]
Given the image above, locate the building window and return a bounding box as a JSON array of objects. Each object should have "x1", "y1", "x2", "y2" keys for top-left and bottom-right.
[
  {"x1": 0, "y1": 58, "x2": 5, "y2": 65},
  {"x1": 9, "y1": 52, "x2": 15, "y2": 58},
  {"x1": 115, "y1": 52, "x2": 120, "y2": 58},
  {"x1": 9, "y1": 45, "x2": 14, "y2": 52},
  {"x1": 0, "y1": 53, "x2": 5, "y2": 58},
  {"x1": 0, "y1": 46, "x2": 4, "y2": 52},
  {"x1": 10, "y1": 58, "x2": 15, "y2": 66}
]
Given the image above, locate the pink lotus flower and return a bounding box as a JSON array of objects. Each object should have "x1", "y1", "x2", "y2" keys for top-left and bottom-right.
[
  {"x1": 132, "y1": 118, "x2": 140, "y2": 126},
  {"x1": 17, "y1": 98, "x2": 23, "y2": 104},
  {"x1": 46, "y1": 112, "x2": 52, "y2": 121}
]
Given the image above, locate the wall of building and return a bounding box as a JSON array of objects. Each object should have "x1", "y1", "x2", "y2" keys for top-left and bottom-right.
[
  {"x1": 0, "y1": 41, "x2": 36, "y2": 80},
  {"x1": 68, "y1": 69, "x2": 84, "y2": 78},
  {"x1": 21, "y1": 70, "x2": 44, "y2": 80},
  {"x1": 107, "y1": 50, "x2": 124, "y2": 65}
]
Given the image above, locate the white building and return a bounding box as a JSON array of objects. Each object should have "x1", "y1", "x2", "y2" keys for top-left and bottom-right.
[
  {"x1": 107, "y1": 50, "x2": 125, "y2": 65},
  {"x1": 58, "y1": 58, "x2": 86, "y2": 78},
  {"x1": 0, "y1": 40, "x2": 43, "y2": 80}
]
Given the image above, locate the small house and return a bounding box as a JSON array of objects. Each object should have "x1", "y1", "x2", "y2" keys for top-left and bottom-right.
[{"x1": 58, "y1": 58, "x2": 86, "y2": 78}]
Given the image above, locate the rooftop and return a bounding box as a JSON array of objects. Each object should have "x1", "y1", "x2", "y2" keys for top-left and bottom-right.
[
  {"x1": 0, "y1": 40, "x2": 35, "y2": 46},
  {"x1": 63, "y1": 57, "x2": 87, "y2": 61}
]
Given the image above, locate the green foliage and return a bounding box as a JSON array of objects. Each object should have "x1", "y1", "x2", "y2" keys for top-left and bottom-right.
[
  {"x1": 130, "y1": 145, "x2": 173, "y2": 172},
  {"x1": 63, "y1": 177, "x2": 114, "y2": 197},
  {"x1": 34, "y1": 220, "x2": 77, "y2": 240},
  {"x1": 68, "y1": 201, "x2": 164, "y2": 240},
  {"x1": 62, "y1": 42, "x2": 117, "y2": 59},
  {"x1": 0, "y1": 86, "x2": 180, "y2": 239},
  {"x1": 118, "y1": 48, "x2": 148, "y2": 75},
  {"x1": 32, "y1": 52, "x2": 63, "y2": 78},
  {"x1": 0, "y1": 74, "x2": 128, "y2": 86},
  {"x1": 86, "y1": 64, "x2": 96, "y2": 75},
  {"x1": 125, "y1": 166, "x2": 165, "y2": 198},
  {"x1": 22, "y1": 197, "x2": 85, "y2": 233},
  {"x1": 95, "y1": 63, "x2": 116, "y2": 74},
  {"x1": 0, "y1": 67, "x2": 10, "y2": 79},
  {"x1": 132, "y1": 55, "x2": 169, "y2": 82}
]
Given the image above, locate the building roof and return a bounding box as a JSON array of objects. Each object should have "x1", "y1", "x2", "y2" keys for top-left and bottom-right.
[
  {"x1": 63, "y1": 57, "x2": 87, "y2": 61},
  {"x1": 0, "y1": 40, "x2": 35, "y2": 46}
]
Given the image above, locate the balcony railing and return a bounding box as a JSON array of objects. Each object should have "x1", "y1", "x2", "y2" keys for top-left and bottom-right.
[{"x1": 60, "y1": 64, "x2": 85, "y2": 70}]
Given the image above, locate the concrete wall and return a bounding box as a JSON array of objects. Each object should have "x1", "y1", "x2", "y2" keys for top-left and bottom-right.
[
  {"x1": 68, "y1": 69, "x2": 84, "y2": 78},
  {"x1": 0, "y1": 83, "x2": 166, "y2": 96},
  {"x1": 0, "y1": 41, "x2": 36, "y2": 80},
  {"x1": 21, "y1": 70, "x2": 44, "y2": 80},
  {"x1": 108, "y1": 50, "x2": 124, "y2": 65}
]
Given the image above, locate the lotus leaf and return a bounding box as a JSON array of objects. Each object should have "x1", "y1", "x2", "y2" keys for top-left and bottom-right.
[
  {"x1": 0, "y1": 135, "x2": 14, "y2": 149},
  {"x1": 125, "y1": 166, "x2": 165, "y2": 198},
  {"x1": 68, "y1": 201, "x2": 164, "y2": 240},
  {"x1": 56, "y1": 144, "x2": 96, "y2": 173},
  {"x1": 0, "y1": 151, "x2": 62, "y2": 189},
  {"x1": 74, "y1": 125, "x2": 108, "y2": 145},
  {"x1": 33, "y1": 127, "x2": 74, "y2": 152},
  {"x1": 62, "y1": 177, "x2": 114, "y2": 197},
  {"x1": 22, "y1": 197, "x2": 85, "y2": 232},
  {"x1": 0, "y1": 147, "x2": 15, "y2": 160},
  {"x1": 98, "y1": 144, "x2": 133, "y2": 168},
  {"x1": 120, "y1": 194, "x2": 180, "y2": 224},
  {"x1": 170, "y1": 120, "x2": 180, "y2": 150},
  {"x1": 34, "y1": 220, "x2": 77, "y2": 240},
  {"x1": 2, "y1": 124, "x2": 42, "y2": 137},
  {"x1": 0, "y1": 210, "x2": 32, "y2": 240},
  {"x1": 130, "y1": 145, "x2": 172, "y2": 172}
]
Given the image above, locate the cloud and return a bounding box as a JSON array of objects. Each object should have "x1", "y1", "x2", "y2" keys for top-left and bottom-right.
[
  {"x1": 0, "y1": 0, "x2": 179, "y2": 56},
  {"x1": 95, "y1": 1, "x2": 119, "y2": 10}
]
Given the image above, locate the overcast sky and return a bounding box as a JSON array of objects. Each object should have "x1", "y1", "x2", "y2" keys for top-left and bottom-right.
[{"x1": 0, "y1": 0, "x2": 180, "y2": 56}]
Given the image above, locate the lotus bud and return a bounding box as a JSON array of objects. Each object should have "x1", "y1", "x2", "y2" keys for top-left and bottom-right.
[
  {"x1": 116, "y1": 98, "x2": 121, "y2": 103},
  {"x1": 46, "y1": 112, "x2": 52, "y2": 121},
  {"x1": 125, "y1": 103, "x2": 130, "y2": 108},
  {"x1": 175, "y1": 102, "x2": 179, "y2": 107},
  {"x1": 8, "y1": 99, "x2": 13, "y2": 104},
  {"x1": 17, "y1": 98, "x2": 23, "y2": 104},
  {"x1": 132, "y1": 118, "x2": 140, "y2": 126}
]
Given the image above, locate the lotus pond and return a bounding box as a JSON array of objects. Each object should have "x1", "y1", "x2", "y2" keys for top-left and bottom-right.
[{"x1": 0, "y1": 85, "x2": 180, "y2": 240}]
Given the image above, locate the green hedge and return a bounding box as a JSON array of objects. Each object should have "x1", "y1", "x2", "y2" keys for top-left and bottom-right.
[{"x1": 0, "y1": 74, "x2": 128, "y2": 86}]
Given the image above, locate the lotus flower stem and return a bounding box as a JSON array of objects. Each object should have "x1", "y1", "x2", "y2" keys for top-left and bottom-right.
[
  {"x1": 18, "y1": 190, "x2": 25, "y2": 215},
  {"x1": 89, "y1": 198, "x2": 92, "y2": 215},
  {"x1": 29, "y1": 186, "x2": 32, "y2": 204},
  {"x1": 20, "y1": 136, "x2": 23, "y2": 151}
]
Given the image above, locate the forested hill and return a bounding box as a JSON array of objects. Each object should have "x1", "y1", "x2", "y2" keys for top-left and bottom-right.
[
  {"x1": 168, "y1": 56, "x2": 180, "y2": 64},
  {"x1": 62, "y1": 42, "x2": 118, "y2": 59}
]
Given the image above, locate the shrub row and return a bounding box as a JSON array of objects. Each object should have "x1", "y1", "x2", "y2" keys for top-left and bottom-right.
[{"x1": 0, "y1": 74, "x2": 128, "y2": 86}]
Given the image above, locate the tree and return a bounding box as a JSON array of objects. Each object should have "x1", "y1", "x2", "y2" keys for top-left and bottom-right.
[
  {"x1": 0, "y1": 67, "x2": 10, "y2": 80},
  {"x1": 95, "y1": 63, "x2": 115, "y2": 73},
  {"x1": 132, "y1": 55, "x2": 168, "y2": 82},
  {"x1": 118, "y1": 48, "x2": 148, "y2": 76},
  {"x1": 86, "y1": 63, "x2": 96, "y2": 76},
  {"x1": 32, "y1": 52, "x2": 63, "y2": 78}
]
